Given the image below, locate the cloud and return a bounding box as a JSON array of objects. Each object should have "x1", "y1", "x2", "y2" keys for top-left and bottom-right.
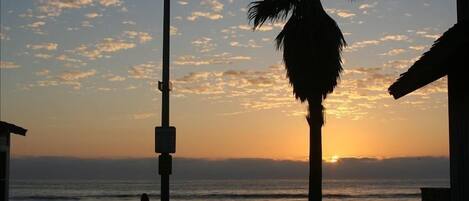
[
  {"x1": 27, "y1": 42, "x2": 58, "y2": 50},
  {"x1": 173, "y1": 53, "x2": 251, "y2": 66},
  {"x1": 329, "y1": 58, "x2": 448, "y2": 118},
  {"x1": 359, "y1": 4, "x2": 374, "y2": 10},
  {"x1": 346, "y1": 34, "x2": 410, "y2": 52},
  {"x1": 33, "y1": 69, "x2": 97, "y2": 90},
  {"x1": 108, "y1": 75, "x2": 126, "y2": 82},
  {"x1": 38, "y1": 0, "x2": 93, "y2": 17},
  {"x1": 110, "y1": 61, "x2": 155, "y2": 91},
  {"x1": 239, "y1": 24, "x2": 273, "y2": 32},
  {"x1": 138, "y1": 32, "x2": 153, "y2": 43},
  {"x1": 122, "y1": 31, "x2": 153, "y2": 43},
  {"x1": 174, "y1": 72, "x2": 225, "y2": 95},
  {"x1": 409, "y1": 45, "x2": 426, "y2": 51},
  {"x1": 0, "y1": 61, "x2": 20, "y2": 69},
  {"x1": 345, "y1": 40, "x2": 380, "y2": 52},
  {"x1": 178, "y1": 1, "x2": 188, "y2": 6},
  {"x1": 55, "y1": 54, "x2": 87, "y2": 67},
  {"x1": 237, "y1": 24, "x2": 251, "y2": 30},
  {"x1": 172, "y1": 60, "x2": 447, "y2": 119},
  {"x1": 97, "y1": 87, "x2": 112, "y2": 91},
  {"x1": 337, "y1": 11, "x2": 356, "y2": 18},
  {"x1": 358, "y1": 2, "x2": 378, "y2": 14},
  {"x1": 187, "y1": 12, "x2": 223, "y2": 21},
  {"x1": 380, "y1": 34, "x2": 409, "y2": 41},
  {"x1": 187, "y1": 0, "x2": 224, "y2": 21},
  {"x1": 173, "y1": 65, "x2": 291, "y2": 109},
  {"x1": 98, "y1": 0, "x2": 122, "y2": 7},
  {"x1": 36, "y1": 69, "x2": 50, "y2": 76},
  {"x1": 35, "y1": 0, "x2": 122, "y2": 18},
  {"x1": 34, "y1": 53, "x2": 54, "y2": 59},
  {"x1": 85, "y1": 12, "x2": 102, "y2": 18},
  {"x1": 192, "y1": 37, "x2": 216, "y2": 53},
  {"x1": 380, "y1": 48, "x2": 406, "y2": 56},
  {"x1": 81, "y1": 20, "x2": 94, "y2": 28},
  {"x1": 326, "y1": 9, "x2": 356, "y2": 18},
  {"x1": 11, "y1": 156, "x2": 449, "y2": 180},
  {"x1": 122, "y1": 20, "x2": 136, "y2": 25},
  {"x1": 415, "y1": 31, "x2": 441, "y2": 40},
  {"x1": 356, "y1": 40, "x2": 380, "y2": 46},
  {"x1": 358, "y1": 2, "x2": 379, "y2": 14},
  {"x1": 422, "y1": 34, "x2": 440, "y2": 40},
  {"x1": 35, "y1": 80, "x2": 60, "y2": 88},
  {"x1": 128, "y1": 63, "x2": 157, "y2": 80},
  {"x1": 201, "y1": 0, "x2": 224, "y2": 12},
  {"x1": 24, "y1": 21, "x2": 46, "y2": 34},
  {"x1": 73, "y1": 37, "x2": 136, "y2": 60},
  {"x1": 383, "y1": 57, "x2": 419, "y2": 69},
  {"x1": 58, "y1": 69, "x2": 97, "y2": 81},
  {"x1": 170, "y1": 26, "x2": 181, "y2": 36},
  {"x1": 230, "y1": 39, "x2": 262, "y2": 48}
]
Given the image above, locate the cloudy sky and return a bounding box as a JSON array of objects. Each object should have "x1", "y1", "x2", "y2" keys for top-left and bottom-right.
[{"x1": 1, "y1": 0, "x2": 456, "y2": 161}]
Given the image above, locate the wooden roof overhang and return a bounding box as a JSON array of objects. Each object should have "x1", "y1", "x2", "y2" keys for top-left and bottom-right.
[
  {"x1": 388, "y1": 21, "x2": 469, "y2": 99},
  {"x1": 0, "y1": 121, "x2": 27, "y2": 136}
]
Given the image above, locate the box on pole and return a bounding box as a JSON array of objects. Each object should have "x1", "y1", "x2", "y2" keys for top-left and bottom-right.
[{"x1": 155, "y1": 126, "x2": 176, "y2": 154}]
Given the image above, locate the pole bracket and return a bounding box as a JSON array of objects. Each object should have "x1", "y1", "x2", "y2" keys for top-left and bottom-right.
[{"x1": 158, "y1": 81, "x2": 173, "y2": 92}]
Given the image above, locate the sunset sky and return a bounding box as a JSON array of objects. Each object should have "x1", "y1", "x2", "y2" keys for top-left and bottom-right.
[{"x1": 1, "y1": 0, "x2": 456, "y2": 160}]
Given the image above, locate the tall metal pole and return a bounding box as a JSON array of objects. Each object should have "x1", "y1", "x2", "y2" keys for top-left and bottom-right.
[
  {"x1": 162, "y1": 0, "x2": 170, "y2": 127},
  {"x1": 158, "y1": 0, "x2": 172, "y2": 201}
]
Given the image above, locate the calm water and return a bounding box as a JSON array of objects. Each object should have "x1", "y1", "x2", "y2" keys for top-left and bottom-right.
[{"x1": 10, "y1": 179, "x2": 449, "y2": 201}]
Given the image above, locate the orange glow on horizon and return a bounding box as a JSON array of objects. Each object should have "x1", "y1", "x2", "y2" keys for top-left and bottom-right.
[{"x1": 325, "y1": 155, "x2": 340, "y2": 163}]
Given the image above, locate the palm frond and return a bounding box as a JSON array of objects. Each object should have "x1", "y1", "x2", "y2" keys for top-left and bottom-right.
[
  {"x1": 274, "y1": 19, "x2": 288, "y2": 50},
  {"x1": 248, "y1": 0, "x2": 299, "y2": 29},
  {"x1": 279, "y1": 6, "x2": 346, "y2": 102}
]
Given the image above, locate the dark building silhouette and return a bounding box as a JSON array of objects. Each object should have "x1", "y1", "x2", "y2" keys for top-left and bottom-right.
[
  {"x1": 388, "y1": 4, "x2": 468, "y2": 200},
  {"x1": 0, "y1": 121, "x2": 27, "y2": 201}
]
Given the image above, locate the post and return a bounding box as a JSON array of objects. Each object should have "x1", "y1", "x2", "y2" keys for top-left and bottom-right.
[
  {"x1": 449, "y1": 1, "x2": 469, "y2": 201},
  {"x1": 0, "y1": 134, "x2": 10, "y2": 201},
  {"x1": 162, "y1": 0, "x2": 170, "y2": 127},
  {"x1": 457, "y1": 0, "x2": 469, "y2": 23},
  {"x1": 0, "y1": 122, "x2": 27, "y2": 201},
  {"x1": 156, "y1": 0, "x2": 174, "y2": 201}
]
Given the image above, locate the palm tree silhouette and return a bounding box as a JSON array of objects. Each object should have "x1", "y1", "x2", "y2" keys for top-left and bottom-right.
[{"x1": 248, "y1": 0, "x2": 346, "y2": 200}]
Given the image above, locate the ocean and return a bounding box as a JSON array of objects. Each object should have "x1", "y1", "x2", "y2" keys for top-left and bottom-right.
[{"x1": 10, "y1": 179, "x2": 449, "y2": 201}]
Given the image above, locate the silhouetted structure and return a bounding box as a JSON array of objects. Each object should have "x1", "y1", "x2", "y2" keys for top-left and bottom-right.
[
  {"x1": 389, "y1": 1, "x2": 468, "y2": 201},
  {"x1": 248, "y1": 0, "x2": 346, "y2": 200},
  {"x1": 154, "y1": 0, "x2": 176, "y2": 201},
  {"x1": 0, "y1": 121, "x2": 27, "y2": 201},
  {"x1": 421, "y1": 188, "x2": 450, "y2": 201},
  {"x1": 141, "y1": 193, "x2": 150, "y2": 201}
]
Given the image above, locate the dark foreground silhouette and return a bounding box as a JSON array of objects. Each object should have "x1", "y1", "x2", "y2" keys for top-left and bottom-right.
[
  {"x1": 141, "y1": 193, "x2": 149, "y2": 201},
  {"x1": 388, "y1": 19, "x2": 469, "y2": 201},
  {"x1": 1, "y1": 121, "x2": 27, "y2": 201},
  {"x1": 248, "y1": 0, "x2": 346, "y2": 200}
]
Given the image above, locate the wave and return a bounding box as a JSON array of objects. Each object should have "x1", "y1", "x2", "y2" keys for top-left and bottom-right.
[{"x1": 11, "y1": 192, "x2": 421, "y2": 200}]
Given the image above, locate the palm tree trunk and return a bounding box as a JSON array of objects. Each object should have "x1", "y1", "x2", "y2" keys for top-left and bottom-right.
[{"x1": 307, "y1": 97, "x2": 324, "y2": 201}]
